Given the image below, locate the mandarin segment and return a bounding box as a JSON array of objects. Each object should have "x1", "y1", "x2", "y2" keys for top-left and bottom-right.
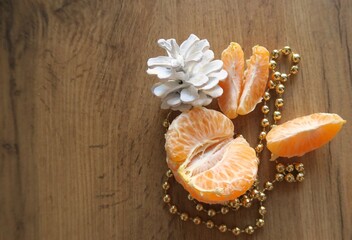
[
  {"x1": 182, "y1": 136, "x2": 258, "y2": 203},
  {"x1": 218, "y1": 42, "x2": 245, "y2": 119},
  {"x1": 165, "y1": 107, "x2": 234, "y2": 163},
  {"x1": 237, "y1": 45, "x2": 270, "y2": 115},
  {"x1": 165, "y1": 107, "x2": 258, "y2": 204},
  {"x1": 266, "y1": 113, "x2": 346, "y2": 158}
]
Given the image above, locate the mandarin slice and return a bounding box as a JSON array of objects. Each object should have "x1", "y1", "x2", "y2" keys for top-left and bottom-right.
[
  {"x1": 165, "y1": 107, "x2": 258, "y2": 204},
  {"x1": 266, "y1": 113, "x2": 346, "y2": 159},
  {"x1": 237, "y1": 45, "x2": 270, "y2": 115},
  {"x1": 165, "y1": 107, "x2": 234, "y2": 164},
  {"x1": 218, "y1": 42, "x2": 244, "y2": 119},
  {"x1": 178, "y1": 136, "x2": 258, "y2": 203}
]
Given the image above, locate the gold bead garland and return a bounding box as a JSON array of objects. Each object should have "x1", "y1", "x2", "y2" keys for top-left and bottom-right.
[
  {"x1": 162, "y1": 170, "x2": 267, "y2": 236},
  {"x1": 161, "y1": 46, "x2": 303, "y2": 235},
  {"x1": 258, "y1": 46, "x2": 301, "y2": 160}
]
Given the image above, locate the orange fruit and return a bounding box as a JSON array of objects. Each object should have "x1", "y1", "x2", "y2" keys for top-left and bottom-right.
[
  {"x1": 237, "y1": 45, "x2": 270, "y2": 115},
  {"x1": 218, "y1": 42, "x2": 244, "y2": 119},
  {"x1": 266, "y1": 113, "x2": 346, "y2": 159},
  {"x1": 165, "y1": 107, "x2": 258, "y2": 204}
]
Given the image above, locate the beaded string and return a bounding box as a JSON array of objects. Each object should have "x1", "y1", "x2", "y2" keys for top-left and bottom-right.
[{"x1": 161, "y1": 46, "x2": 302, "y2": 236}]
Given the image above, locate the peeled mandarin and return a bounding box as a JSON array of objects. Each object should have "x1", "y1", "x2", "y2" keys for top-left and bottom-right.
[
  {"x1": 165, "y1": 107, "x2": 234, "y2": 164},
  {"x1": 237, "y1": 45, "x2": 270, "y2": 115},
  {"x1": 178, "y1": 136, "x2": 258, "y2": 203},
  {"x1": 266, "y1": 113, "x2": 346, "y2": 159},
  {"x1": 165, "y1": 107, "x2": 258, "y2": 204},
  {"x1": 218, "y1": 42, "x2": 244, "y2": 119}
]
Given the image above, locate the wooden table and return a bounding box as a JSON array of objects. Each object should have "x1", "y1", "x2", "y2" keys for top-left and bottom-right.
[{"x1": 1, "y1": 0, "x2": 351, "y2": 239}]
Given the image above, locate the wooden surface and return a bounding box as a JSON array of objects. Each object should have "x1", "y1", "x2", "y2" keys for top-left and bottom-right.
[{"x1": 1, "y1": 0, "x2": 351, "y2": 239}]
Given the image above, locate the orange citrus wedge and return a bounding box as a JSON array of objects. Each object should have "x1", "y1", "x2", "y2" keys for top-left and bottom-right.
[
  {"x1": 165, "y1": 107, "x2": 258, "y2": 204},
  {"x1": 266, "y1": 113, "x2": 346, "y2": 159},
  {"x1": 237, "y1": 45, "x2": 270, "y2": 115},
  {"x1": 218, "y1": 42, "x2": 244, "y2": 119}
]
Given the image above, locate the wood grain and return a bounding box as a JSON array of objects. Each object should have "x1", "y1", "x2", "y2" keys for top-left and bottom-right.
[{"x1": 1, "y1": 0, "x2": 351, "y2": 239}]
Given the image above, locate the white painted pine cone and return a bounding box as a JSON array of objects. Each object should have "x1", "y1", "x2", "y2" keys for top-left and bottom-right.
[{"x1": 147, "y1": 34, "x2": 227, "y2": 111}]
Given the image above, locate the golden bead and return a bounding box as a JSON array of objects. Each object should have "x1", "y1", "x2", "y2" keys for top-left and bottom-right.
[
  {"x1": 265, "y1": 181, "x2": 274, "y2": 191},
  {"x1": 193, "y1": 217, "x2": 201, "y2": 225},
  {"x1": 261, "y1": 118, "x2": 270, "y2": 128},
  {"x1": 162, "y1": 182, "x2": 170, "y2": 190},
  {"x1": 245, "y1": 226, "x2": 254, "y2": 234},
  {"x1": 275, "y1": 98, "x2": 284, "y2": 108},
  {"x1": 163, "y1": 194, "x2": 171, "y2": 203},
  {"x1": 255, "y1": 143, "x2": 264, "y2": 153},
  {"x1": 270, "y1": 60, "x2": 277, "y2": 70},
  {"x1": 286, "y1": 164, "x2": 294, "y2": 172},
  {"x1": 276, "y1": 163, "x2": 286, "y2": 173},
  {"x1": 208, "y1": 209, "x2": 216, "y2": 217},
  {"x1": 258, "y1": 192, "x2": 266, "y2": 202},
  {"x1": 180, "y1": 213, "x2": 189, "y2": 221},
  {"x1": 291, "y1": 65, "x2": 299, "y2": 74},
  {"x1": 169, "y1": 205, "x2": 177, "y2": 214},
  {"x1": 254, "y1": 179, "x2": 260, "y2": 186},
  {"x1": 271, "y1": 49, "x2": 280, "y2": 59},
  {"x1": 195, "y1": 203, "x2": 203, "y2": 211},
  {"x1": 273, "y1": 111, "x2": 282, "y2": 121},
  {"x1": 242, "y1": 198, "x2": 252, "y2": 208},
  {"x1": 229, "y1": 199, "x2": 240, "y2": 209},
  {"x1": 206, "y1": 220, "x2": 214, "y2": 228},
  {"x1": 162, "y1": 120, "x2": 170, "y2": 128},
  {"x1": 296, "y1": 172, "x2": 305, "y2": 182},
  {"x1": 261, "y1": 105, "x2": 270, "y2": 114},
  {"x1": 232, "y1": 204, "x2": 240, "y2": 210},
  {"x1": 259, "y1": 131, "x2": 267, "y2": 140},
  {"x1": 273, "y1": 71, "x2": 281, "y2": 81},
  {"x1": 275, "y1": 173, "x2": 284, "y2": 182},
  {"x1": 230, "y1": 198, "x2": 240, "y2": 205},
  {"x1": 187, "y1": 194, "x2": 193, "y2": 201},
  {"x1": 282, "y1": 46, "x2": 292, "y2": 55},
  {"x1": 295, "y1": 163, "x2": 304, "y2": 172},
  {"x1": 280, "y1": 73, "x2": 288, "y2": 82},
  {"x1": 268, "y1": 80, "x2": 276, "y2": 89},
  {"x1": 221, "y1": 207, "x2": 229, "y2": 214},
  {"x1": 250, "y1": 189, "x2": 260, "y2": 199},
  {"x1": 256, "y1": 218, "x2": 265, "y2": 228},
  {"x1": 292, "y1": 53, "x2": 301, "y2": 63},
  {"x1": 232, "y1": 227, "x2": 241, "y2": 235},
  {"x1": 259, "y1": 206, "x2": 267, "y2": 215},
  {"x1": 271, "y1": 124, "x2": 277, "y2": 129},
  {"x1": 219, "y1": 224, "x2": 227, "y2": 233},
  {"x1": 276, "y1": 84, "x2": 285, "y2": 94},
  {"x1": 263, "y1": 91, "x2": 271, "y2": 101},
  {"x1": 285, "y1": 173, "x2": 295, "y2": 183},
  {"x1": 166, "y1": 169, "x2": 173, "y2": 177}
]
